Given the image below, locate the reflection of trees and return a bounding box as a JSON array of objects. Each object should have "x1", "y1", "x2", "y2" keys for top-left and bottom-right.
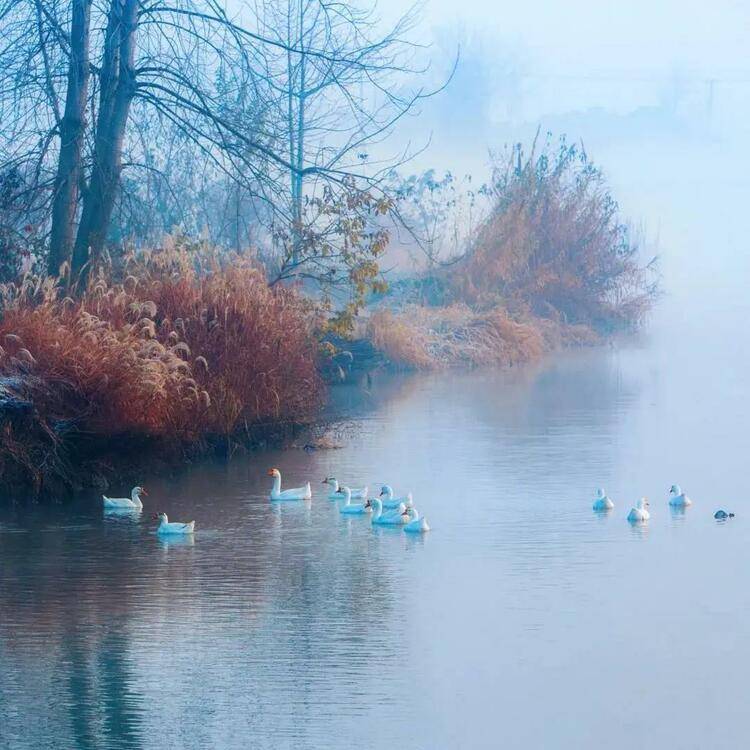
[
  {"x1": 64, "y1": 628, "x2": 144, "y2": 750},
  {"x1": 386, "y1": 349, "x2": 641, "y2": 478},
  {"x1": 0, "y1": 516, "x2": 151, "y2": 749},
  {"x1": 323, "y1": 370, "x2": 422, "y2": 423},
  {"x1": 460, "y1": 350, "x2": 639, "y2": 432}
]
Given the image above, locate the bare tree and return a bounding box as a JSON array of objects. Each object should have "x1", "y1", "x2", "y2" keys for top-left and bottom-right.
[
  {"x1": 71, "y1": 0, "x2": 139, "y2": 277},
  {"x1": 249, "y1": 0, "x2": 447, "y2": 283},
  {"x1": 0, "y1": 0, "x2": 446, "y2": 297},
  {"x1": 48, "y1": 0, "x2": 92, "y2": 275}
]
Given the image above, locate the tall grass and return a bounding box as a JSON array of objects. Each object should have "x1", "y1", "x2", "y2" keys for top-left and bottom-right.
[{"x1": 0, "y1": 248, "x2": 322, "y2": 494}]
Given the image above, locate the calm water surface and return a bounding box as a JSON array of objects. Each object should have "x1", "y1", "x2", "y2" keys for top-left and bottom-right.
[{"x1": 2, "y1": 323, "x2": 750, "y2": 749}]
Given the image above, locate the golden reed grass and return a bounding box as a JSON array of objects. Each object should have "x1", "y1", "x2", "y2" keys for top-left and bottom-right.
[{"x1": 0, "y1": 248, "x2": 322, "y2": 493}]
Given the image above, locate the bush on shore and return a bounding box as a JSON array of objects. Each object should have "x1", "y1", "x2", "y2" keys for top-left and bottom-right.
[
  {"x1": 450, "y1": 136, "x2": 657, "y2": 331},
  {"x1": 0, "y1": 247, "x2": 323, "y2": 495},
  {"x1": 364, "y1": 137, "x2": 656, "y2": 370}
]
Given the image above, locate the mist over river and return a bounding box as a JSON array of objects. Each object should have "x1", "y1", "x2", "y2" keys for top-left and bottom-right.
[{"x1": 2, "y1": 135, "x2": 750, "y2": 749}]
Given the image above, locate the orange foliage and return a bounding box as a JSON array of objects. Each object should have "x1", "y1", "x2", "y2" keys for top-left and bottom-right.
[
  {"x1": 0, "y1": 249, "x2": 323, "y2": 493},
  {"x1": 451, "y1": 138, "x2": 656, "y2": 331}
]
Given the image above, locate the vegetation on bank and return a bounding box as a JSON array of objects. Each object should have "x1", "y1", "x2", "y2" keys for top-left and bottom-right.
[
  {"x1": 366, "y1": 305, "x2": 596, "y2": 370},
  {"x1": 450, "y1": 139, "x2": 656, "y2": 329},
  {"x1": 365, "y1": 137, "x2": 657, "y2": 370},
  {"x1": 0, "y1": 141, "x2": 657, "y2": 500},
  {"x1": 0, "y1": 248, "x2": 322, "y2": 496}
]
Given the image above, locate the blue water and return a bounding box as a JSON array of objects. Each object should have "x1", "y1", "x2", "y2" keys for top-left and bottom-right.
[{"x1": 2, "y1": 315, "x2": 750, "y2": 749}]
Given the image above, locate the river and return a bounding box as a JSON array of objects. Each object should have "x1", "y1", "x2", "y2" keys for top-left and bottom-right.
[{"x1": 2, "y1": 142, "x2": 750, "y2": 749}]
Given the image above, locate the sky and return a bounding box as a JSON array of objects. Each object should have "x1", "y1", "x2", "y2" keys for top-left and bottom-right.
[
  {"x1": 377, "y1": 0, "x2": 750, "y2": 140},
  {"x1": 381, "y1": 0, "x2": 749, "y2": 76}
]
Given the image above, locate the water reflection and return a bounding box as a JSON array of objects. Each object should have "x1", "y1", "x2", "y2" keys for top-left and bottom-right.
[
  {"x1": 627, "y1": 519, "x2": 650, "y2": 538},
  {"x1": 3, "y1": 328, "x2": 750, "y2": 748},
  {"x1": 669, "y1": 505, "x2": 689, "y2": 522},
  {"x1": 157, "y1": 533, "x2": 196, "y2": 550},
  {"x1": 103, "y1": 507, "x2": 143, "y2": 521}
]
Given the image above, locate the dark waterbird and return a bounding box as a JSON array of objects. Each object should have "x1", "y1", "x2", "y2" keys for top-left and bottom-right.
[{"x1": 714, "y1": 510, "x2": 735, "y2": 520}]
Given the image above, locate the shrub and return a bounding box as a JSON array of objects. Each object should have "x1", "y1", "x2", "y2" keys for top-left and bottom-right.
[
  {"x1": 450, "y1": 135, "x2": 657, "y2": 331},
  {"x1": 0, "y1": 247, "x2": 323, "y2": 494},
  {"x1": 0, "y1": 278, "x2": 194, "y2": 436},
  {"x1": 89, "y1": 248, "x2": 323, "y2": 436}
]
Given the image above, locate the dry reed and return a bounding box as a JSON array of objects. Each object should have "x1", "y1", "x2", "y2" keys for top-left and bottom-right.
[{"x1": 0, "y1": 248, "x2": 323, "y2": 494}]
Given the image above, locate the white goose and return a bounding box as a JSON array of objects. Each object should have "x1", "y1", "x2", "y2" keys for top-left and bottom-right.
[
  {"x1": 268, "y1": 468, "x2": 312, "y2": 501},
  {"x1": 103, "y1": 486, "x2": 146, "y2": 510},
  {"x1": 379, "y1": 485, "x2": 414, "y2": 510},
  {"x1": 370, "y1": 498, "x2": 408, "y2": 526},
  {"x1": 336, "y1": 486, "x2": 372, "y2": 515},
  {"x1": 592, "y1": 488, "x2": 614, "y2": 511},
  {"x1": 627, "y1": 498, "x2": 650, "y2": 523},
  {"x1": 402, "y1": 506, "x2": 430, "y2": 533},
  {"x1": 323, "y1": 477, "x2": 367, "y2": 500},
  {"x1": 668, "y1": 484, "x2": 692, "y2": 508},
  {"x1": 152, "y1": 512, "x2": 195, "y2": 535}
]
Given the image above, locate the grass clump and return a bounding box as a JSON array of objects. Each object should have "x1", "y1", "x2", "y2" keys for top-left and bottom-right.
[{"x1": 366, "y1": 305, "x2": 547, "y2": 370}]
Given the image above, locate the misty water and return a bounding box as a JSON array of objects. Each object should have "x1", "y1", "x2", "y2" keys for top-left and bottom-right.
[{"x1": 1, "y1": 147, "x2": 749, "y2": 749}]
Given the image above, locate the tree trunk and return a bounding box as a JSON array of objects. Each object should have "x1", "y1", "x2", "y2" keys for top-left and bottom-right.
[
  {"x1": 47, "y1": 0, "x2": 92, "y2": 277},
  {"x1": 71, "y1": 0, "x2": 138, "y2": 285},
  {"x1": 287, "y1": 3, "x2": 306, "y2": 266}
]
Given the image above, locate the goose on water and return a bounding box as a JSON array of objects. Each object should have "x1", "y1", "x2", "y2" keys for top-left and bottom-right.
[
  {"x1": 627, "y1": 498, "x2": 650, "y2": 523},
  {"x1": 592, "y1": 488, "x2": 614, "y2": 511},
  {"x1": 268, "y1": 468, "x2": 312, "y2": 501},
  {"x1": 370, "y1": 498, "x2": 409, "y2": 526},
  {"x1": 323, "y1": 477, "x2": 367, "y2": 500},
  {"x1": 152, "y1": 512, "x2": 195, "y2": 535},
  {"x1": 336, "y1": 486, "x2": 372, "y2": 515},
  {"x1": 668, "y1": 484, "x2": 692, "y2": 508},
  {"x1": 379, "y1": 485, "x2": 414, "y2": 510},
  {"x1": 103, "y1": 486, "x2": 146, "y2": 510},
  {"x1": 402, "y1": 506, "x2": 430, "y2": 533},
  {"x1": 714, "y1": 510, "x2": 735, "y2": 520}
]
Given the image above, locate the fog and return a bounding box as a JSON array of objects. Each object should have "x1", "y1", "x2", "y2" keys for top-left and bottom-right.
[
  {"x1": 2, "y1": 3, "x2": 750, "y2": 747},
  {"x1": 371, "y1": 0, "x2": 750, "y2": 334}
]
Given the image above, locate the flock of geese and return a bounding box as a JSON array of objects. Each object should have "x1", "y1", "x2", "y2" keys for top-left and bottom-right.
[
  {"x1": 596, "y1": 484, "x2": 735, "y2": 522},
  {"x1": 268, "y1": 468, "x2": 430, "y2": 532},
  {"x1": 102, "y1": 477, "x2": 733, "y2": 536},
  {"x1": 101, "y1": 468, "x2": 430, "y2": 535}
]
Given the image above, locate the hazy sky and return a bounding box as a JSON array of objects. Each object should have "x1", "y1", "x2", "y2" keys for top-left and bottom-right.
[
  {"x1": 382, "y1": 0, "x2": 749, "y2": 75},
  {"x1": 377, "y1": 0, "x2": 750, "y2": 128}
]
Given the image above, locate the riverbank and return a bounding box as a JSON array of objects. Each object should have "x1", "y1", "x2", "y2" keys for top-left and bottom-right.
[
  {"x1": 0, "y1": 249, "x2": 325, "y2": 501},
  {"x1": 365, "y1": 304, "x2": 599, "y2": 370}
]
